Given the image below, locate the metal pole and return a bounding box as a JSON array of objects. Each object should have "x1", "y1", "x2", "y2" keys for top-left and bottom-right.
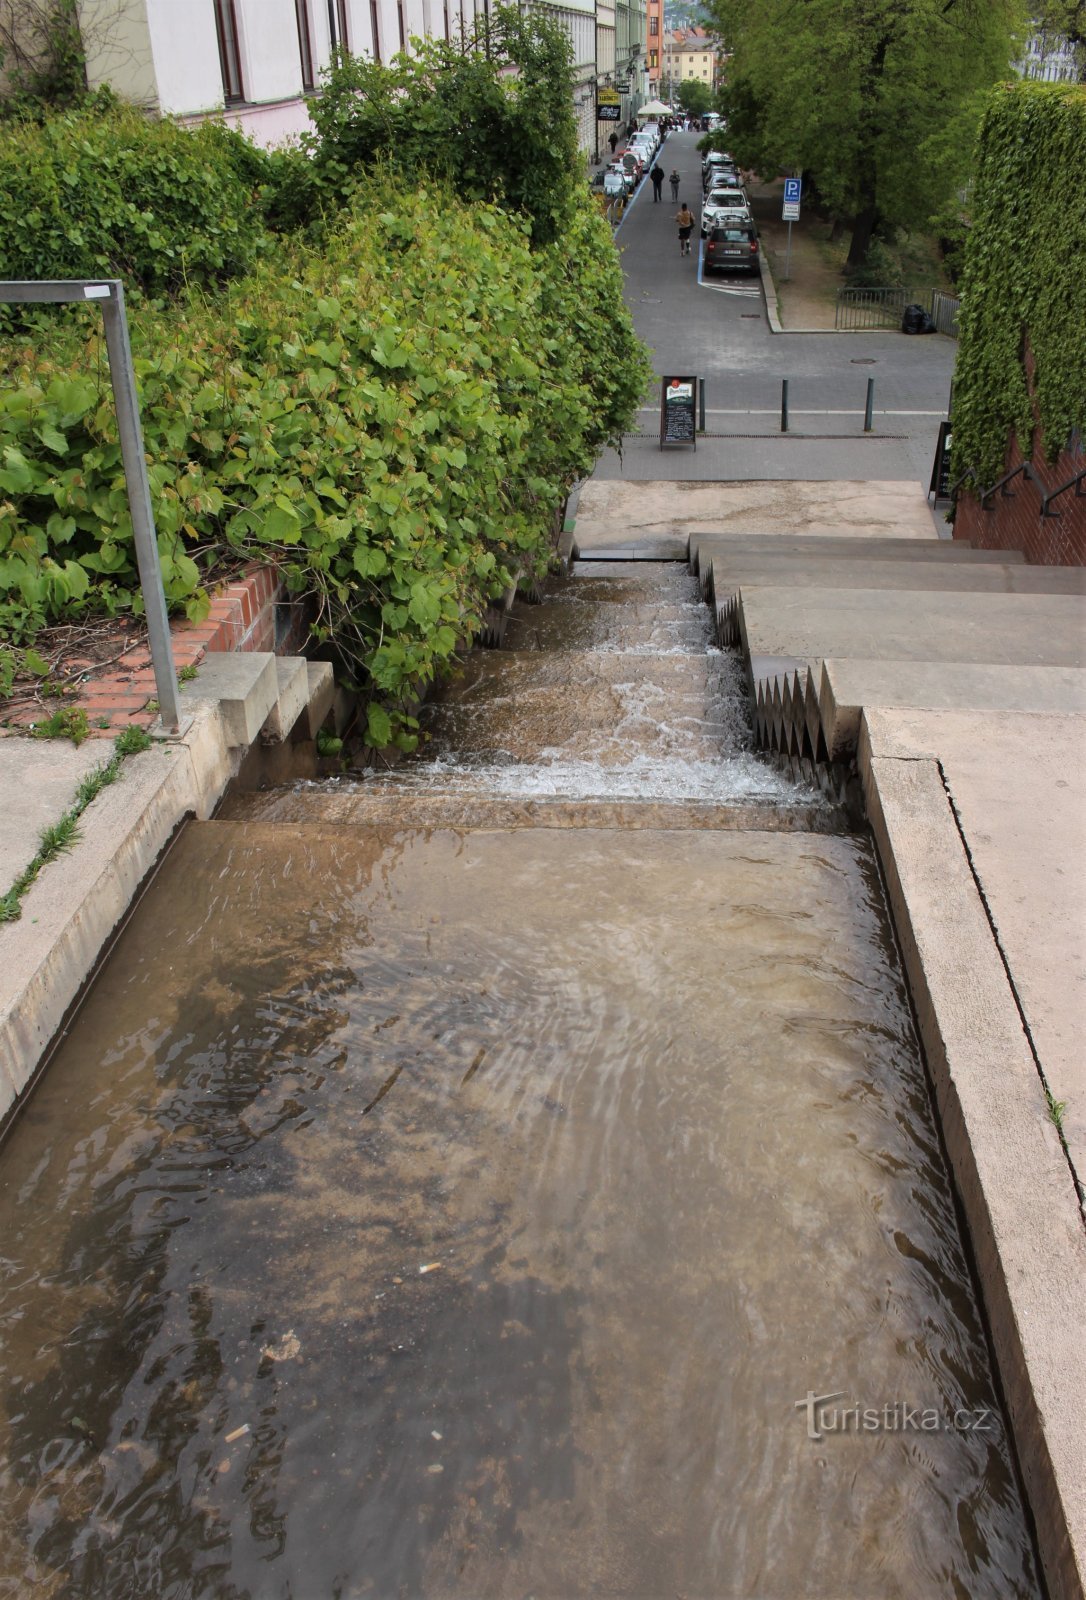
[
  {"x1": 99, "y1": 283, "x2": 184, "y2": 733},
  {"x1": 864, "y1": 376, "x2": 875, "y2": 433},
  {"x1": 781, "y1": 379, "x2": 789, "y2": 434},
  {"x1": 784, "y1": 220, "x2": 793, "y2": 282},
  {"x1": 699, "y1": 376, "x2": 706, "y2": 433}
]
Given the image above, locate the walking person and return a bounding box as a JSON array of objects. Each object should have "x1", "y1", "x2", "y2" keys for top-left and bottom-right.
[
  {"x1": 669, "y1": 168, "x2": 680, "y2": 201},
  {"x1": 675, "y1": 201, "x2": 694, "y2": 256},
  {"x1": 651, "y1": 165, "x2": 665, "y2": 202},
  {"x1": 609, "y1": 131, "x2": 619, "y2": 157}
]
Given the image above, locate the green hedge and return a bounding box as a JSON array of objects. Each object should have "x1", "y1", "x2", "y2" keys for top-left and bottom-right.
[
  {"x1": 0, "y1": 184, "x2": 650, "y2": 746},
  {"x1": 952, "y1": 80, "x2": 1086, "y2": 489},
  {"x1": 0, "y1": 95, "x2": 270, "y2": 293}
]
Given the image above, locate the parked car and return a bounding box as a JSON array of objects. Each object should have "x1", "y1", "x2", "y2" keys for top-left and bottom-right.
[
  {"x1": 607, "y1": 162, "x2": 636, "y2": 196},
  {"x1": 621, "y1": 151, "x2": 644, "y2": 179},
  {"x1": 701, "y1": 189, "x2": 752, "y2": 234},
  {"x1": 704, "y1": 222, "x2": 760, "y2": 274}
]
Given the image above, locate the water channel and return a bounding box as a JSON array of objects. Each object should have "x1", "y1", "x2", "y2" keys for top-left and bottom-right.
[{"x1": 0, "y1": 562, "x2": 1040, "y2": 1597}]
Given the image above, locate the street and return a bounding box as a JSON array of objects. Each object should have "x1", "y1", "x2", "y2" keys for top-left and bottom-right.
[{"x1": 596, "y1": 131, "x2": 957, "y2": 491}]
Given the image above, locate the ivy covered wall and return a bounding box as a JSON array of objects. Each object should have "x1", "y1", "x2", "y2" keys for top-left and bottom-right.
[{"x1": 951, "y1": 80, "x2": 1086, "y2": 560}]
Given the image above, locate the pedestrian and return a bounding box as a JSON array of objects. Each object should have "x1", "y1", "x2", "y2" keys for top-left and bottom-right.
[
  {"x1": 651, "y1": 165, "x2": 664, "y2": 202},
  {"x1": 675, "y1": 202, "x2": 694, "y2": 256},
  {"x1": 609, "y1": 131, "x2": 619, "y2": 156},
  {"x1": 669, "y1": 168, "x2": 680, "y2": 201}
]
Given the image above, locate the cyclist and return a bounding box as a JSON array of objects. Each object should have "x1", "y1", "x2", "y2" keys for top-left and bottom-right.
[{"x1": 675, "y1": 202, "x2": 694, "y2": 256}]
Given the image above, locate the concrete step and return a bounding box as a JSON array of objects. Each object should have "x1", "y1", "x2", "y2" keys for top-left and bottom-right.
[
  {"x1": 736, "y1": 588, "x2": 1086, "y2": 678},
  {"x1": 712, "y1": 562, "x2": 1086, "y2": 644},
  {"x1": 181, "y1": 652, "x2": 335, "y2": 748},
  {"x1": 688, "y1": 532, "x2": 1024, "y2": 574}
]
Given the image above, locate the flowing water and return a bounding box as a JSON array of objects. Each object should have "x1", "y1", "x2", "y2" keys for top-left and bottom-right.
[{"x1": 0, "y1": 561, "x2": 1040, "y2": 1598}]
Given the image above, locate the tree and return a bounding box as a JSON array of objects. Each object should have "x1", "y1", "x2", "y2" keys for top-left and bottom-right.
[
  {"x1": 705, "y1": 0, "x2": 1030, "y2": 269},
  {"x1": 676, "y1": 79, "x2": 713, "y2": 117},
  {"x1": 1032, "y1": 2, "x2": 1086, "y2": 79}
]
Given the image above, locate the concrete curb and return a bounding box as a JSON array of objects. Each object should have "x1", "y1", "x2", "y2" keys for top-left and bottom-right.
[
  {"x1": 861, "y1": 744, "x2": 1086, "y2": 1600},
  {"x1": 0, "y1": 703, "x2": 235, "y2": 1121}
]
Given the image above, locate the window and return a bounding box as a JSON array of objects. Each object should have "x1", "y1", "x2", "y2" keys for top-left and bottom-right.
[
  {"x1": 370, "y1": 0, "x2": 382, "y2": 59},
  {"x1": 649, "y1": 15, "x2": 658, "y2": 34},
  {"x1": 444, "y1": 0, "x2": 450, "y2": 39},
  {"x1": 295, "y1": 0, "x2": 315, "y2": 89},
  {"x1": 213, "y1": 0, "x2": 244, "y2": 101},
  {"x1": 649, "y1": 49, "x2": 657, "y2": 67},
  {"x1": 333, "y1": 0, "x2": 349, "y2": 50},
  {"x1": 397, "y1": 0, "x2": 405, "y2": 49}
]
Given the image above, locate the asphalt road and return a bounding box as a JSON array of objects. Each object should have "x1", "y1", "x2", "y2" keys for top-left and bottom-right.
[{"x1": 596, "y1": 130, "x2": 956, "y2": 493}]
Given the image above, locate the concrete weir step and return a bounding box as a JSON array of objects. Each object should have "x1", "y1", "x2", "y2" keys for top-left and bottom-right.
[
  {"x1": 574, "y1": 539, "x2": 687, "y2": 562},
  {"x1": 504, "y1": 602, "x2": 708, "y2": 653},
  {"x1": 418, "y1": 650, "x2": 730, "y2": 765}
]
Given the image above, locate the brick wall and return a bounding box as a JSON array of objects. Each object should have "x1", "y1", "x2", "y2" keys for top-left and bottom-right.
[
  {"x1": 179, "y1": 564, "x2": 295, "y2": 657},
  {"x1": 954, "y1": 344, "x2": 1086, "y2": 566}
]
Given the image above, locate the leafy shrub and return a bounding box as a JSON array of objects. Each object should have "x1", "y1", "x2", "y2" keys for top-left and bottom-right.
[
  {"x1": 0, "y1": 182, "x2": 650, "y2": 745},
  {"x1": 269, "y1": 5, "x2": 582, "y2": 247},
  {"x1": 0, "y1": 94, "x2": 271, "y2": 293}
]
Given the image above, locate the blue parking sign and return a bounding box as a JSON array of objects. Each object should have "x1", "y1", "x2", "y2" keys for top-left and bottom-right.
[{"x1": 784, "y1": 178, "x2": 802, "y2": 202}]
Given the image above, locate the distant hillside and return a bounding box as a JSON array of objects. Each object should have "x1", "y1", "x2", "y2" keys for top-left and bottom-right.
[{"x1": 664, "y1": 1, "x2": 710, "y2": 29}]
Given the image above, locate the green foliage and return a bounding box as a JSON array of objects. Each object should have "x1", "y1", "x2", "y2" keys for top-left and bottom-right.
[
  {"x1": 0, "y1": 95, "x2": 271, "y2": 292},
  {"x1": 951, "y1": 80, "x2": 1086, "y2": 487},
  {"x1": 0, "y1": 181, "x2": 649, "y2": 744},
  {"x1": 31, "y1": 703, "x2": 89, "y2": 742},
  {"x1": 709, "y1": 0, "x2": 1028, "y2": 267},
  {"x1": 0, "y1": 0, "x2": 86, "y2": 117},
  {"x1": 269, "y1": 5, "x2": 582, "y2": 246},
  {"x1": 114, "y1": 725, "x2": 152, "y2": 754},
  {"x1": 676, "y1": 80, "x2": 713, "y2": 117}
]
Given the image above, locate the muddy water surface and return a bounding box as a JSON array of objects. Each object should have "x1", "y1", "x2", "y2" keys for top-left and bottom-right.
[{"x1": 0, "y1": 821, "x2": 1037, "y2": 1598}]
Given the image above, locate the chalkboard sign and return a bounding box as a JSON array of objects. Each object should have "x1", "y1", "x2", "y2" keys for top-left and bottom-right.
[
  {"x1": 660, "y1": 375, "x2": 698, "y2": 449},
  {"x1": 929, "y1": 420, "x2": 952, "y2": 500}
]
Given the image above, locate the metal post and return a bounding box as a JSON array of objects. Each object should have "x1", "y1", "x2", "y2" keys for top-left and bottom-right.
[
  {"x1": 699, "y1": 377, "x2": 706, "y2": 433},
  {"x1": 98, "y1": 283, "x2": 184, "y2": 733},
  {"x1": 783, "y1": 220, "x2": 793, "y2": 282},
  {"x1": 864, "y1": 376, "x2": 875, "y2": 433},
  {"x1": 781, "y1": 379, "x2": 789, "y2": 434},
  {"x1": 0, "y1": 278, "x2": 187, "y2": 735}
]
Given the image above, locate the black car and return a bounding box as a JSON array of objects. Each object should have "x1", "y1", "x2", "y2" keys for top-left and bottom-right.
[{"x1": 704, "y1": 222, "x2": 760, "y2": 274}]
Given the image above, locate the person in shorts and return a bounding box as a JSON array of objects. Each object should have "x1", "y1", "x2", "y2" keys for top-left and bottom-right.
[{"x1": 675, "y1": 203, "x2": 694, "y2": 256}]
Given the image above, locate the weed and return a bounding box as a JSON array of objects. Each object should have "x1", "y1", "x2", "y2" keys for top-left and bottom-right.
[
  {"x1": 177, "y1": 664, "x2": 199, "y2": 683},
  {"x1": 32, "y1": 706, "x2": 90, "y2": 745},
  {"x1": 1046, "y1": 1090, "x2": 1067, "y2": 1132},
  {"x1": 114, "y1": 727, "x2": 152, "y2": 755},
  {"x1": 37, "y1": 814, "x2": 80, "y2": 862}
]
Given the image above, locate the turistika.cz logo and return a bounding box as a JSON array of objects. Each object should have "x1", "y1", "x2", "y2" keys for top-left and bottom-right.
[{"x1": 795, "y1": 1390, "x2": 995, "y2": 1442}]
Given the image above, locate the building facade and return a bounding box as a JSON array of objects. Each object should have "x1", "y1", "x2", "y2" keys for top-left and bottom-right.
[{"x1": 70, "y1": 0, "x2": 645, "y2": 153}]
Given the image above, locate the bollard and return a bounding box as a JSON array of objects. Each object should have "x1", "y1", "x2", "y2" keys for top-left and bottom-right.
[
  {"x1": 699, "y1": 377, "x2": 706, "y2": 433},
  {"x1": 781, "y1": 378, "x2": 789, "y2": 434},
  {"x1": 864, "y1": 376, "x2": 874, "y2": 433}
]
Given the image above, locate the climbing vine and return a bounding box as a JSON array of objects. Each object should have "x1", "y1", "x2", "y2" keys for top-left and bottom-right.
[{"x1": 951, "y1": 80, "x2": 1086, "y2": 489}]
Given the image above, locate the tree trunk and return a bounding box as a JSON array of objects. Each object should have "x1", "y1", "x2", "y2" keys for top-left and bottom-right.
[{"x1": 845, "y1": 204, "x2": 879, "y2": 271}]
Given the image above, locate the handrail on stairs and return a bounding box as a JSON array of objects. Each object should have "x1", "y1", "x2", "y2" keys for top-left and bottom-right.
[{"x1": 1040, "y1": 464, "x2": 1086, "y2": 519}]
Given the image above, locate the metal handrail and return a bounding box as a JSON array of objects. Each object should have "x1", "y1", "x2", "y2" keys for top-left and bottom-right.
[
  {"x1": 980, "y1": 460, "x2": 1043, "y2": 508},
  {"x1": 1040, "y1": 464, "x2": 1086, "y2": 518},
  {"x1": 949, "y1": 464, "x2": 979, "y2": 495}
]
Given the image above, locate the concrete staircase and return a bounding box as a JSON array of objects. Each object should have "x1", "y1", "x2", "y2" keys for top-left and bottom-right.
[{"x1": 687, "y1": 532, "x2": 1086, "y2": 779}]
